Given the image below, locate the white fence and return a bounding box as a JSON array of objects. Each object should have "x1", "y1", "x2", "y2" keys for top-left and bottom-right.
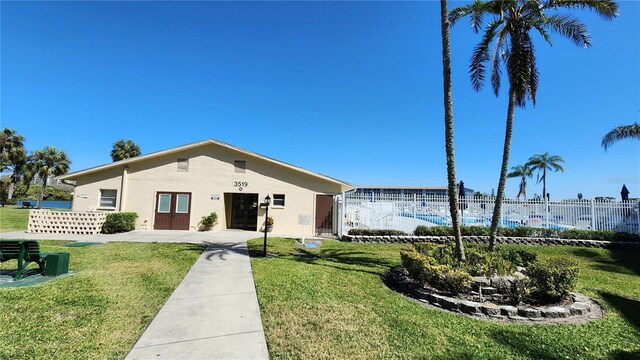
[{"x1": 341, "y1": 193, "x2": 640, "y2": 236}]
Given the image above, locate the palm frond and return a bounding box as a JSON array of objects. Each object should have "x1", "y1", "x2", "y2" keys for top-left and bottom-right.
[
  {"x1": 470, "y1": 19, "x2": 502, "y2": 92},
  {"x1": 531, "y1": 22, "x2": 553, "y2": 46},
  {"x1": 543, "y1": 0, "x2": 618, "y2": 21},
  {"x1": 601, "y1": 123, "x2": 640, "y2": 150},
  {"x1": 490, "y1": 28, "x2": 508, "y2": 96},
  {"x1": 543, "y1": 14, "x2": 591, "y2": 48},
  {"x1": 450, "y1": 0, "x2": 502, "y2": 28}
]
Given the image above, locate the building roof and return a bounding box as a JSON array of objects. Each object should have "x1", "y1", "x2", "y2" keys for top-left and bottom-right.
[
  {"x1": 59, "y1": 138, "x2": 352, "y2": 187},
  {"x1": 356, "y1": 186, "x2": 448, "y2": 190}
]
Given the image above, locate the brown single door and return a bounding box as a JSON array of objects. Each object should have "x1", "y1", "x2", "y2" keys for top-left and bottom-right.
[
  {"x1": 315, "y1": 195, "x2": 333, "y2": 235},
  {"x1": 154, "y1": 192, "x2": 191, "y2": 230}
]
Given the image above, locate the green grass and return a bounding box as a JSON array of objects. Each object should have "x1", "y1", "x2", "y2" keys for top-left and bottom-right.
[
  {"x1": 0, "y1": 206, "x2": 30, "y2": 232},
  {"x1": 248, "y1": 238, "x2": 640, "y2": 359},
  {"x1": 0, "y1": 240, "x2": 203, "y2": 359}
]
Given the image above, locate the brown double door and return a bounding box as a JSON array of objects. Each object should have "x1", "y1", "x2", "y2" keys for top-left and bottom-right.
[
  {"x1": 154, "y1": 192, "x2": 191, "y2": 230},
  {"x1": 315, "y1": 194, "x2": 333, "y2": 235}
]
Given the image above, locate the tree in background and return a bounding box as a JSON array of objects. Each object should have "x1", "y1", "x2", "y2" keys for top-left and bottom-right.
[
  {"x1": 28, "y1": 146, "x2": 71, "y2": 209},
  {"x1": 601, "y1": 123, "x2": 640, "y2": 150},
  {"x1": 507, "y1": 164, "x2": 533, "y2": 200},
  {"x1": 111, "y1": 139, "x2": 141, "y2": 162},
  {"x1": 449, "y1": 0, "x2": 617, "y2": 250},
  {"x1": 440, "y1": 0, "x2": 465, "y2": 261},
  {"x1": 0, "y1": 128, "x2": 28, "y2": 199},
  {"x1": 526, "y1": 152, "x2": 565, "y2": 201}
]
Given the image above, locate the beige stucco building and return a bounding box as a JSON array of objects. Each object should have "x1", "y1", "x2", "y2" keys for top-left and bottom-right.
[{"x1": 59, "y1": 139, "x2": 351, "y2": 236}]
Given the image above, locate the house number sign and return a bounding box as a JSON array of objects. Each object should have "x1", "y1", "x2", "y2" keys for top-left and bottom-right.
[{"x1": 233, "y1": 181, "x2": 248, "y2": 191}]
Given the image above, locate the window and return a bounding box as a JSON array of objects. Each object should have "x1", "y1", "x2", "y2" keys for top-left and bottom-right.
[
  {"x1": 273, "y1": 194, "x2": 285, "y2": 207},
  {"x1": 177, "y1": 158, "x2": 189, "y2": 172},
  {"x1": 175, "y1": 194, "x2": 190, "y2": 213},
  {"x1": 157, "y1": 194, "x2": 171, "y2": 213},
  {"x1": 99, "y1": 189, "x2": 117, "y2": 209},
  {"x1": 234, "y1": 160, "x2": 246, "y2": 173}
]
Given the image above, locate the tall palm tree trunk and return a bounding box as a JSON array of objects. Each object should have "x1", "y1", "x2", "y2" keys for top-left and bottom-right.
[
  {"x1": 38, "y1": 177, "x2": 47, "y2": 209},
  {"x1": 440, "y1": 0, "x2": 465, "y2": 261},
  {"x1": 542, "y1": 168, "x2": 547, "y2": 200},
  {"x1": 489, "y1": 87, "x2": 516, "y2": 251}
]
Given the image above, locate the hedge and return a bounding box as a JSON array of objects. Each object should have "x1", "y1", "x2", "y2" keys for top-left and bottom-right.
[
  {"x1": 348, "y1": 229, "x2": 407, "y2": 236},
  {"x1": 102, "y1": 212, "x2": 138, "y2": 234},
  {"x1": 413, "y1": 225, "x2": 640, "y2": 242}
]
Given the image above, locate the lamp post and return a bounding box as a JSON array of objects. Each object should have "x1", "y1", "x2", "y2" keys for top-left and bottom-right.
[{"x1": 263, "y1": 194, "x2": 271, "y2": 257}]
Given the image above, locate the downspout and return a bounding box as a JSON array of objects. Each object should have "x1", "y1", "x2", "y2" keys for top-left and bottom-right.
[{"x1": 119, "y1": 167, "x2": 128, "y2": 211}]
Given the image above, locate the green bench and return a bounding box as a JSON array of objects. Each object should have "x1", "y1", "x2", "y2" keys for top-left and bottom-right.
[{"x1": 0, "y1": 240, "x2": 48, "y2": 280}]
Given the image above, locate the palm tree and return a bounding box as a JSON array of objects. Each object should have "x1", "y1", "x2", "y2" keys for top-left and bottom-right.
[
  {"x1": 28, "y1": 146, "x2": 71, "y2": 209},
  {"x1": 111, "y1": 139, "x2": 141, "y2": 162},
  {"x1": 601, "y1": 123, "x2": 640, "y2": 150},
  {"x1": 440, "y1": 0, "x2": 465, "y2": 261},
  {"x1": 526, "y1": 152, "x2": 565, "y2": 200},
  {"x1": 0, "y1": 128, "x2": 27, "y2": 199},
  {"x1": 450, "y1": 0, "x2": 617, "y2": 250},
  {"x1": 507, "y1": 164, "x2": 533, "y2": 200}
]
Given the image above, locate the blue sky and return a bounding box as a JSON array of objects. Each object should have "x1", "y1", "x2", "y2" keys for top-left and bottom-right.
[{"x1": 1, "y1": 1, "x2": 638, "y2": 199}]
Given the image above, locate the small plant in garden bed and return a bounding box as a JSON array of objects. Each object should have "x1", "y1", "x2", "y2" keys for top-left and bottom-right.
[{"x1": 198, "y1": 212, "x2": 218, "y2": 231}]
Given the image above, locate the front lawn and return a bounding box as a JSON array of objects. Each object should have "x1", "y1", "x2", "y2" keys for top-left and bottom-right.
[
  {"x1": 0, "y1": 241, "x2": 203, "y2": 359},
  {"x1": 0, "y1": 206, "x2": 30, "y2": 232},
  {"x1": 248, "y1": 238, "x2": 640, "y2": 359}
]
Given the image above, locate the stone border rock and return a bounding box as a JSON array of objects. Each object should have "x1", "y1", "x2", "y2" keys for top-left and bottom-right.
[
  {"x1": 342, "y1": 234, "x2": 640, "y2": 249},
  {"x1": 385, "y1": 267, "x2": 604, "y2": 324}
]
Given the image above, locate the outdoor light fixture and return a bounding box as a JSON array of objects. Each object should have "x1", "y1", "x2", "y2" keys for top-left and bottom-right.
[{"x1": 263, "y1": 194, "x2": 271, "y2": 256}]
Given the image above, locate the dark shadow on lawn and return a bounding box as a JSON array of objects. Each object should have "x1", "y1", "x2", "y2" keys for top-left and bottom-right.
[
  {"x1": 567, "y1": 248, "x2": 640, "y2": 276},
  {"x1": 600, "y1": 291, "x2": 640, "y2": 332},
  {"x1": 275, "y1": 248, "x2": 397, "y2": 277},
  {"x1": 609, "y1": 350, "x2": 640, "y2": 360}
]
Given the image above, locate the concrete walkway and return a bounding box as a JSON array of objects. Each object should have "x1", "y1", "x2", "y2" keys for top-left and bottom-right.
[
  {"x1": 2, "y1": 230, "x2": 270, "y2": 359},
  {"x1": 123, "y1": 231, "x2": 268, "y2": 359}
]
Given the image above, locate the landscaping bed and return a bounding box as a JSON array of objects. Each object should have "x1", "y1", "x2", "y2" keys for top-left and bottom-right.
[{"x1": 249, "y1": 237, "x2": 640, "y2": 359}]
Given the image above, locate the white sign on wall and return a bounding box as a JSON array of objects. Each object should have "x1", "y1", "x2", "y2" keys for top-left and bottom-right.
[
  {"x1": 211, "y1": 195, "x2": 220, "y2": 200},
  {"x1": 298, "y1": 214, "x2": 312, "y2": 225}
]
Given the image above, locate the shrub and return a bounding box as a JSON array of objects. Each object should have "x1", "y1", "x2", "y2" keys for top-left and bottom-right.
[
  {"x1": 499, "y1": 249, "x2": 537, "y2": 267},
  {"x1": 348, "y1": 229, "x2": 407, "y2": 236},
  {"x1": 401, "y1": 246, "x2": 472, "y2": 294},
  {"x1": 400, "y1": 249, "x2": 432, "y2": 284},
  {"x1": 199, "y1": 212, "x2": 218, "y2": 231},
  {"x1": 102, "y1": 212, "x2": 138, "y2": 234},
  {"x1": 412, "y1": 242, "x2": 438, "y2": 256},
  {"x1": 504, "y1": 277, "x2": 530, "y2": 305},
  {"x1": 461, "y1": 226, "x2": 490, "y2": 236},
  {"x1": 526, "y1": 257, "x2": 579, "y2": 301},
  {"x1": 423, "y1": 264, "x2": 472, "y2": 295},
  {"x1": 414, "y1": 226, "x2": 450, "y2": 236}
]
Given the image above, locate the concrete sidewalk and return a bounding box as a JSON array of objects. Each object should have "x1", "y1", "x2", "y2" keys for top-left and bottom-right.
[
  {"x1": 125, "y1": 231, "x2": 269, "y2": 359},
  {"x1": 0, "y1": 229, "x2": 262, "y2": 244}
]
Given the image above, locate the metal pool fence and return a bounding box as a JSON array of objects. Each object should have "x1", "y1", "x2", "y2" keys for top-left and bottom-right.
[{"x1": 340, "y1": 193, "x2": 640, "y2": 236}]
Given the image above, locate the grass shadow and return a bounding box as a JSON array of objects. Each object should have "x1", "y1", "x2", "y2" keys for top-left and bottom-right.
[
  {"x1": 567, "y1": 248, "x2": 640, "y2": 276},
  {"x1": 599, "y1": 291, "x2": 640, "y2": 332}
]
